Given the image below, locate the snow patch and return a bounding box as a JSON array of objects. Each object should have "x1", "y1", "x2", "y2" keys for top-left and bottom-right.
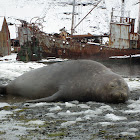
[
  {"x1": 49, "y1": 106, "x2": 62, "y2": 112},
  {"x1": 105, "y1": 113, "x2": 127, "y2": 121},
  {"x1": 78, "y1": 104, "x2": 90, "y2": 109},
  {"x1": 127, "y1": 128, "x2": 139, "y2": 132},
  {"x1": 120, "y1": 132, "x2": 136, "y2": 137},
  {"x1": 65, "y1": 102, "x2": 76, "y2": 107},
  {"x1": 29, "y1": 102, "x2": 52, "y2": 108},
  {"x1": 45, "y1": 113, "x2": 56, "y2": 118},
  {"x1": 123, "y1": 98, "x2": 140, "y2": 113},
  {"x1": 27, "y1": 120, "x2": 45, "y2": 125},
  {"x1": 99, "y1": 122, "x2": 114, "y2": 126},
  {"x1": 0, "y1": 110, "x2": 13, "y2": 120},
  {"x1": 0, "y1": 54, "x2": 45, "y2": 81},
  {"x1": 61, "y1": 121, "x2": 76, "y2": 127},
  {"x1": 125, "y1": 78, "x2": 140, "y2": 91},
  {"x1": 0, "y1": 103, "x2": 10, "y2": 108}
]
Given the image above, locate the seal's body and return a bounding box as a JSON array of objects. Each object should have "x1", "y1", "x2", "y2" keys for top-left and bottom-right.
[{"x1": 0, "y1": 60, "x2": 130, "y2": 103}]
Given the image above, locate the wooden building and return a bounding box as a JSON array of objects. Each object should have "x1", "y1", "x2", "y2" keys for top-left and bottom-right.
[{"x1": 0, "y1": 17, "x2": 11, "y2": 56}]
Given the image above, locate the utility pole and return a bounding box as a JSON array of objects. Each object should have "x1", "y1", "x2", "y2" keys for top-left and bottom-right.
[{"x1": 71, "y1": 0, "x2": 76, "y2": 35}]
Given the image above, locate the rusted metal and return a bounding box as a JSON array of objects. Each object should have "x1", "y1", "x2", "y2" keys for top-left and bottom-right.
[
  {"x1": 16, "y1": 19, "x2": 43, "y2": 61},
  {"x1": 40, "y1": 32, "x2": 140, "y2": 61},
  {"x1": 16, "y1": 7, "x2": 140, "y2": 62},
  {"x1": 0, "y1": 17, "x2": 11, "y2": 56}
]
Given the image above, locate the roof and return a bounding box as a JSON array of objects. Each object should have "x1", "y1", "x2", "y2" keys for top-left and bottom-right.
[{"x1": 0, "y1": 17, "x2": 4, "y2": 31}]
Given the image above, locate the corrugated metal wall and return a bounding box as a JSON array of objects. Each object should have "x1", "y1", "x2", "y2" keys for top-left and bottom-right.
[
  {"x1": 110, "y1": 23, "x2": 130, "y2": 49},
  {"x1": 109, "y1": 22, "x2": 138, "y2": 49}
]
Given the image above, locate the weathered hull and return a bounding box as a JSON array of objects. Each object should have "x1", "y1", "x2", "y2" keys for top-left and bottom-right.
[{"x1": 43, "y1": 40, "x2": 140, "y2": 61}]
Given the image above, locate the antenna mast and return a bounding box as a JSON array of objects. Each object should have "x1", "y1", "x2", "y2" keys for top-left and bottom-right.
[{"x1": 71, "y1": 0, "x2": 76, "y2": 35}]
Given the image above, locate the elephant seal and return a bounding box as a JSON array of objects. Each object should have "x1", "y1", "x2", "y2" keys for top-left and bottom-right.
[{"x1": 0, "y1": 60, "x2": 130, "y2": 103}]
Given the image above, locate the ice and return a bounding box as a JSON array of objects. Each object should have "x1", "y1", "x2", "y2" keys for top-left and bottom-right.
[
  {"x1": 45, "y1": 113, "x2": 56, "y2": 118},
  {"x1": 0, "y1": 54, "x2": 45, "y2": 81},
  {"x1": 120, "y1": 132, "x2": 136, "y2": 137},
  {"x1": 27, "y1": 120, "x2": 45, "y2": 125},
  {"x1": 61, "y1": 117, "x2": 83, "y2": 127},
  {"x1": 105, "y1": 113, "x2": 127, "y2": 121},
  {"x1": 65, "y1": 102, "x2": 76, "y2": 107},
  {"x1": 29, "y1": 102, "x2": 52, "y2": 108},
  {"x1": 128, "y1": 121, "x2": 140, "y2": 125},
  {"x1": 49, "y1": 106, "x2": 62, "y2": 112},
  {"x1": 123, "y1": 98, "x2": 140, "y2": 113},
  {"x1": 99, "y1": 122, "x2": 114, "y2": 126},
  {"x1": 0, "y1": 110, "x2": 13, "y2": 120},
  {"x1": 127, "y1": 128, "x2": 139, "y2": 132},
  {"x1": 78, "y1": 104, "x2": 90, "y2": 109},
  {"x1": 99, "y1": 105, "x2": 114, "y2": 112},
  {"x1": 0, "y1": 103, "x2": 10, "y2": 108},
  {"x1": 125, "y1": 78, "x2": 140, "y2": 91},
  {"x1": 61, "y1": 121, "x2": 77, "y2": 127}
]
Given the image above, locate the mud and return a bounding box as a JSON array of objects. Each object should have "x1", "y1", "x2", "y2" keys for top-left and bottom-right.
[
  {"x1": 0, "y1": 88, "x2": 140, "y2": 140},
  {"x1": 0, "y1": 59, "x2": 140, "y2": 139}
]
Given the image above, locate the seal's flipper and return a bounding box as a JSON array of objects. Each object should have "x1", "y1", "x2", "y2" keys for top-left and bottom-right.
[{"x1": 26, "y1": 91, "x2": 61, "y2": 103}]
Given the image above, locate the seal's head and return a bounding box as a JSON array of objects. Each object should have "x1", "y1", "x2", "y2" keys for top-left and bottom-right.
[
  {"x1": 106, "y1": 78, "x2": 129, "y2": 103},
  {"x1": 95, "y1": 73, "x2": 130, "y2": 103}
]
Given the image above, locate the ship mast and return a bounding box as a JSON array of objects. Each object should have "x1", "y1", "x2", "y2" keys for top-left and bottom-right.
[
  {"x1": 138, "y1": 0, "x2": 140, "y2": 33},
  {"x1": 71, "y1": 0, "x2": 76, "y2": 35},
  {"x1": 121, "y1": 0, "x2": 125, "y2": 17},
  {"x1": 71, "y1": 0, "x2": 102, "y2": 35}
]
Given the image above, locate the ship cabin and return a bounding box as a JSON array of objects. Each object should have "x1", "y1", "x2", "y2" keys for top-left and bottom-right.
[{"x1": 109, "y1": 12, "x2": 139, "y2": 49}]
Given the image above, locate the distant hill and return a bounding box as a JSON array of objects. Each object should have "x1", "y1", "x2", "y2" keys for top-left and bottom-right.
[{"x1": 0, "y1": 0, "x2": 138, "y2": 39}]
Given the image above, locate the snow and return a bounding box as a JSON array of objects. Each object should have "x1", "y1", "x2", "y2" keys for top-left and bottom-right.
[
  {"x1": 0, "y1": 103, "x2": 12, "y2": 120},
  {"x1": 110, "y1": 54, "x2": 140, "y2": 59},
  {"x1": 105, "y1": 113, "x2": 127, "y2": 121},
  {"x1": 0, "y1": 53, "x2": 140, "y2": 138},
  {"x1": 127, "y1": 128, "x2": 139, "y2": 132},
  {"x1": 0, "y1": 0, "x2": 139, "y2": 39},
  {"x1": 0, "y1": 110, "x2": 13, "y2": 120},
  {"x1": 49, "y1": 106, "x2": 62, "y2": 111},
  {"x1": 0, "y1": 103, "x2": 10, "y2": 108},
  {"x1": 65, "y1": 102, "x2": 76, "y2": 107},
  {"x1": 27, "y1": 120, "x2": 45, "y2": 125},
  {"x1": 77, "y1": 104, "x2": 90, "y2": 109},
  {"x1": 29, "y1": 102, "x2": 52, "y2": 107},
  {"x1": 120, "y1": 132, "x2": 136, "y2": 137},
  {"x1": 61, "y1": 120, "x2": 77, "y2": 127},
  {"x1": 99, "y1": 122, "x2": 113, "y2": 126},
  {"x1": 0, "y1": 53, "x2": 45, "y2": 81},
  {"x1": 125, "y1": 78, "x2": 140, "y2": 91},
  {"x1": 123, "y1": 98, "x2": 140, "y2": 114}
]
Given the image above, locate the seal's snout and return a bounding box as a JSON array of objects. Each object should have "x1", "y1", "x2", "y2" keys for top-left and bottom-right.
[
  {"x1": 118, "y1": 92, "x2": 128, "y2": 102},
  {"x1": 106, "y1": 77, "x2": 130, "y2": 103},
  {"x1": 112, "y1": 89, "x2": 129, "y2": 103}
]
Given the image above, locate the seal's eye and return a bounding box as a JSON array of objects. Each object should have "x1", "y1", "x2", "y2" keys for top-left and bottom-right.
[{"x1": 109, "y1": 83, "x2": 115, "y2": 88}]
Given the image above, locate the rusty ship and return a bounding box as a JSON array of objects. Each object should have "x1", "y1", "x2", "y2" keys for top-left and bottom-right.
[{"x1": 15, "y1": 0, "x2": 140, "y2": 62}]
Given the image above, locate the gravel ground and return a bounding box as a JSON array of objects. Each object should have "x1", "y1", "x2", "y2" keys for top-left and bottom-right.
[
  {"x1": 0, "y1": 88, "x2": 140, "y2": 140},
  {"x1": 0, "y1": 58, "x2": 140, "y2": 140}
]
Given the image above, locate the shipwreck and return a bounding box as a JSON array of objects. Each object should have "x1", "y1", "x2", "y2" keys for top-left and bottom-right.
[{"x1": 16, "y1": 0, "x2": 140, "y2": 62}]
